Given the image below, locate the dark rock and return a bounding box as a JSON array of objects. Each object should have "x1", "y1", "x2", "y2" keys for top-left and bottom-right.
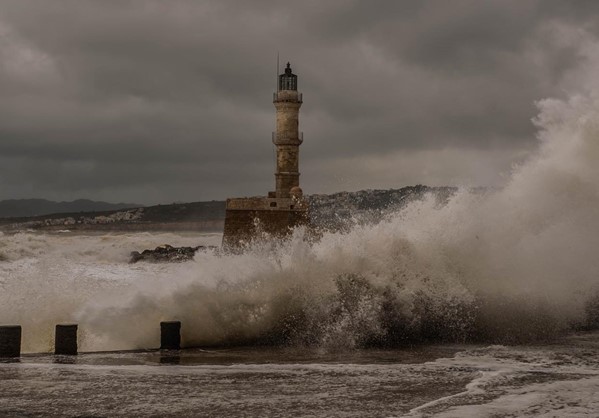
[{"x1": 129, "y1": 244, "x2": 216, "y2": 263}]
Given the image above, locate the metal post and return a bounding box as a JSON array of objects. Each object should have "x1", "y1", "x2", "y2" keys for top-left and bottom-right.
[
  {"x1": 0, "y1": 325, "x2": 21, "y2": 358},
  {"x1": 55, "y1": 324, "x2": 78, "y2": 355},
  {"x1": 160, "y1": 321, "x2": 181, "y2": 350}
]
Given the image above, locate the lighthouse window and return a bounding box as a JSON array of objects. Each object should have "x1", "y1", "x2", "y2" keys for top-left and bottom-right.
[{"x1": 279, "y1": 75, "x2": 297, "y2": 91}]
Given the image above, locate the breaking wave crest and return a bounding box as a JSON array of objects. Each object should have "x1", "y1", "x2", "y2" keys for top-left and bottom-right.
[
  {"x1": 82, "y1": 84, "x2": 599, "y2": 351},
  {"x1": 3, "y1": 67, "x2": 599, "y2": 353}
]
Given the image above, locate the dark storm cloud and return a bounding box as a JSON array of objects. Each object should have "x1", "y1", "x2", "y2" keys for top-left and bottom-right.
[{"x1": 0, "y1": 0, "x2": 597, "y2": 203}]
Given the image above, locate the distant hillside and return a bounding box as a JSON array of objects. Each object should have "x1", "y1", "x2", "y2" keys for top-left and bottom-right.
[
  {"x1": 0, "y1": 200, "x2": 227, "y2": 232},
  {"x1": 0, "y1": 199, "x2": 143, "y2": 218},
  {"x1": 0, "y1": 186, "x2": 463, "y2": 232}
]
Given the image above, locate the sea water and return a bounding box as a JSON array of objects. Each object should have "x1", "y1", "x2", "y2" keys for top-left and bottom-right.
[
  {"x1": 3, "y1": 47, "x2": 599, "y2": 418},
  {"x1": 1, "y1": 332, "x2": 599, "y2": 416}
]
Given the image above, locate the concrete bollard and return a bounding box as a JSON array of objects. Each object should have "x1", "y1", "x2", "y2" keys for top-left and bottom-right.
[
  {"x1": 55, "y1": 324, "x2": 78, "y2": 355},
  {"x1": 160, "y1": 321, "x2": 181, "y2": 350},
  {"x1": 0, "y1": 325, "x2": 21, "y2": 358}
]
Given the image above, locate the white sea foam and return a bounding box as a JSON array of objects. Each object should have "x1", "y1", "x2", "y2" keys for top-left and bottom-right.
[
  {"x1": 437, "y1": 377, "x2": 599, "y2": 418},
  {"x1": 406, "y1": 340, "x2": 599, "y2": 417},
  {"x1": 0, "y1": 232, "x2": 221, "y2": 351}
]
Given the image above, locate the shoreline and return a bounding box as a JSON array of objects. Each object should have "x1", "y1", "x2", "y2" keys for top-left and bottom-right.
[{"x1": 0, "y1": 220, "x2": 225, "y2": 234}]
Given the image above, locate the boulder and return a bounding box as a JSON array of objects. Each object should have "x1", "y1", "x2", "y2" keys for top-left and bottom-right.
[{"x1": 129, "y1": 244, "x2": 216, "y2": 263}]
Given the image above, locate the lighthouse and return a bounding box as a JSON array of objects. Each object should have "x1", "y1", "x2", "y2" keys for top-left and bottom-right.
[
  {"x1": 273, "y1": 63, "x2": 303, "y2": 199},
  {"x1": 222, "y1": 61, "x2": 310, "y2": 249}
]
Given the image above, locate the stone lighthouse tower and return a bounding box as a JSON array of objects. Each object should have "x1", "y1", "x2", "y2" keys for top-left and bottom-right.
[
  {"x1": 273, "y1": 62, "x2": 303, "y2": 199},
  {"x1": 222, "y1": 61, "x2": 310, "y2": 248}
]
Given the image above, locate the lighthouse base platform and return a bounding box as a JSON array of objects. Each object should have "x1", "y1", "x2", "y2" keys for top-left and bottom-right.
[{"x1": 222, "y1": 196, "x2": 309, "y2": 249}]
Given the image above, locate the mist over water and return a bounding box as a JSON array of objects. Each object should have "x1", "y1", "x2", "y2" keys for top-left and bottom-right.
[{"x1": 2, "y1": 79, "x2": 599, "y2": 354}]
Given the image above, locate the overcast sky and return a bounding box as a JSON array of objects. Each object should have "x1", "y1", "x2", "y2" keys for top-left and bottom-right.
[{"x1": 1, "y1": 0, "x2": 598, "y2": 204}]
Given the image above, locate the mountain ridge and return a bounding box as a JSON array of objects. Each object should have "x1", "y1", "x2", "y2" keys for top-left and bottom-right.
[{"x1": 0, "y1": 198, "x2": 143, "y2": 218}]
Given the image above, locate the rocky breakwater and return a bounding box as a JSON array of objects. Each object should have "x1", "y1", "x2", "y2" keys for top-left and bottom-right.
[{"x1": 130, "y1": 244, "x2": 217, "y2": 263}]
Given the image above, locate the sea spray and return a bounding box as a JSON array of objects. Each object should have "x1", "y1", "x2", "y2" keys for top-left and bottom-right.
[
  {"x1": 0, "y1": 232, "x2": 221, "y2": 352},
  {"x1": 3, "y1": 75, "x2": 599, "y2": 353},
  {"x1": 77, "y1": 83, "x2": 599, "y2": 350}
]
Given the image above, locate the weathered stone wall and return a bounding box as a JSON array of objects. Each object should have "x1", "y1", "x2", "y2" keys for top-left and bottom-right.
[
  {"x1": 226, "y1": 197, "x2": 304, "y2": 211},
  {"x1": 275, "y1": 101, "x2": 300, "y2": 138},
  {"x1": 273, "y1": 90, "x2": 302, "y2": 199},
  {"x1": 275, "y1": 173, "x2": 300, "y2": 199},
  {"x1": 222, "y1": 197, "x2": 309, "y2": 248},
  {"x1": 276, "y1": 145, "x2": 299, "y2": 173}
]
